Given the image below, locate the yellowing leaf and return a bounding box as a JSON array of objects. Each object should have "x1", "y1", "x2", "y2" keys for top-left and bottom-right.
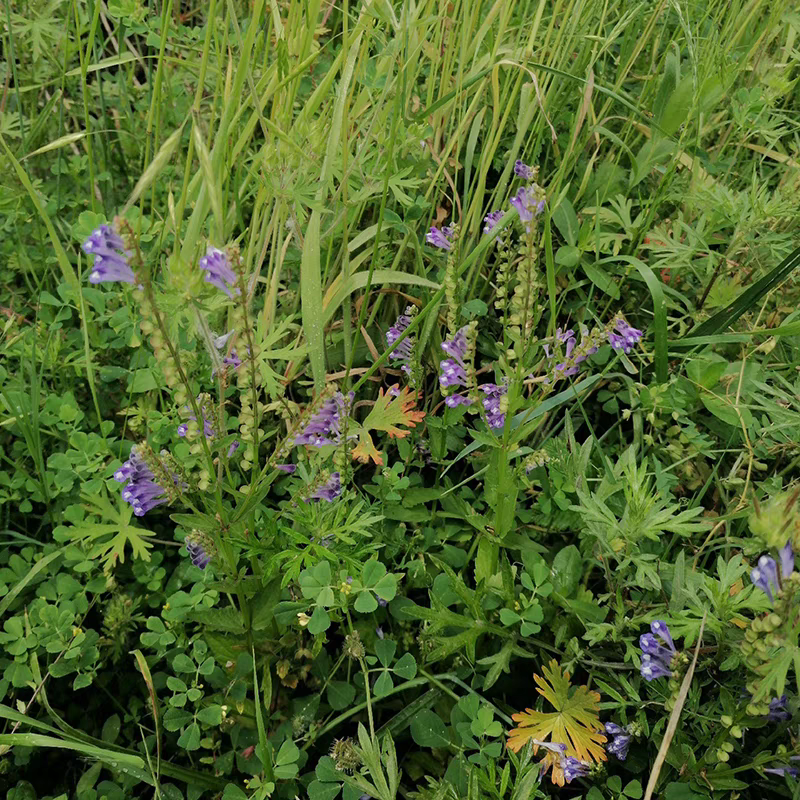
[
  {"x1": 353, "y1": 430, "x2": 383, "y2": 465},
  {"x1": 507, "y1": 660, "x2": 606, "y2": 786},
  {"x1": 363, "y1": 387, "x2": 425, "y2": 439}
]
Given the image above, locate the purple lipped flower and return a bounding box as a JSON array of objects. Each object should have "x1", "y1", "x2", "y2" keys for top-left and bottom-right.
[
  {"x1": 751, "y1": 556, "x2": 780, "y2": 602},
  {"x1": 765, "y1": 756, "x2": 800, "y2": 778},
  {"x1": 532, "y1": 740, "x2": 567, "y2": 755},
  {"x1": 562, "y1": 756, "x2": 591, "y2": 783},
  {"x1": 483, "y1": 210, "x2": 504, "y2": 235},
  {"x1": 294, "y1": 392, "x2": 353, "y2": 447},
  {"x1": 426, "y1": 225, "x2": 455, "y2": 250},
  {"x1": 608, "y1": 315, "x2": 643, "y2": 354},
  {"x1": 186, "y1": 539, "x2": 211, "y2": 570},
  {"x1": 275, "y1": 463, "x2": 296, "y2": 473},
  {"x1": 514, "y1": 160, "x2": 534, "y2": 181},
  {"x1": 386, "y1": 309, "x2": 415, "y2": 375},
  {"x1": 768, "y1": 695, "x2": 791, "y2": 723},
  {"x1": 479, "y1": 382, "x2": 507, "y2": 430},
  {"x1": 200, "y1": 246, "x2": 239, "y2": 297},
  {"x1": 177, "y1": 424, "x2": 188, "y2": 437},
  {"x1": 639, "y1": 620, "x2": 677, "y2": 681},
  {"x1": 82, "y1": 224, "x2": 136, "y2": 285},
  {"x1": 227, "y1": 441, "x2": 240, "y2": 458},
  {"x1": 510, "y1": 186, "x2": 545, "y2": 231},
  {"x1": 114, "y1": 448, "x2": 168, "y2": 517},
  {"x1": 308, "y1": 472, "x2": 342, "y2": 502},
  {"x1": 604, "y1": 722, "x2": 632, "y2": 760},
  {"x1": 445, "y1": 393, "x2": 472, "y2": 408},
  {"x1": 439, "y1": 327, "x2": 469, "y2": 390},
  {"x1": 375, "y1": 626, "x2": 384, "y2": 640},
  {"x1": 780, "y1": 540, "x2": 795, "y2": 579}
]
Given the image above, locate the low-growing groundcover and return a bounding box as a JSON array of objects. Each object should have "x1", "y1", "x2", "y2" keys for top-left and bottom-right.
[{"x1": 2, "y1": 0, "x2": 800, "y2": 798}]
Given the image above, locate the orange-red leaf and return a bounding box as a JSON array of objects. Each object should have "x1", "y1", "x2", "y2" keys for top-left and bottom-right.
[
  {"x1": 363, "y1": 387, "x2": 425, "y2": 439},
  {"x1": 507, "y1": 659, "x2": 606, "y2": 786}
]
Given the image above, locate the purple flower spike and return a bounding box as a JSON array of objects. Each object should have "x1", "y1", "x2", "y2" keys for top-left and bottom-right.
[
  {"x1": 386, "y1": 310, "x2": 415, "y2": 375},
  {"x1": 186, "y1": 539, "x2": 211, "y2": 570},
  {"x1": 751, "y1": 556, "x2": 780, "y2": 602},
  {"x1": 562, "y1": 756, "x2": 590, "y2": 783},
  {"x1": 483, "y1": 210, "x2": 504, "y2": 235},
  {"x1": 608, "y1": 315, "x2": 643, "y2": 354},
  {"x1": 514, "y1": 160, "x2": 534, "y2": 181},
  {"x1": 294, "y1": 391, "x2": 353, "y2": 447},
  {"x1": 639, "y1": 621, "x2": 677, "y2": 681},
  {"x1": 780, "y1": 541, "x2": 795, "y2": 580},
  {"x1": 604, "y1": 722, "x2": 632, "y2": 761},
  {"x1": 439, "y1": 326, "x2": 471, "y2": 392},
  {"x1": 308, "y1": 472, "x2": 342, "y2": 502},
  {"x1": 510, "y1": 186, "x2": 545, "y2": 230},
  {"x1": 479, "y1": 383, "x2": 507, "y2": 429},
  {"x1": 114, "y1": 448, "x2": 168, "y2": 517},
  {"x1": 82, "y1": 224, "x2": 136, "y2": 285},
  {"x1": 768, "y1": 695, "x2": 791, "y2": 723},
  {"x1": 426, "y1": 225, "x2": 454, "y2": 250},
  {"x1": 276, "y1": 463, "x2": 296, "y2": 474},
  {"x1": 200, "y1": 246, "x2": 239, "y2": 297}
]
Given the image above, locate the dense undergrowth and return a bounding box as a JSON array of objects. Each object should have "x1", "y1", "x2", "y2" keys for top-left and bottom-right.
[{"x1": 3, "y1": 0, "x2": 800, "y2": 798}]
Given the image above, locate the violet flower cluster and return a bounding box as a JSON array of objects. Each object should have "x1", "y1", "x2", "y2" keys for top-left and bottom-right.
[
  {"x1": 426, "y1": 225, "x2": 455, "y2": 250},
  {"x1": 439, "y1": 327, "x2": 473, "y2": 407},
  {"x1": 531, "y1": 741, "x2": 589, "y2": 784},
  {"x1": 293, "y1": 391, "x2": 354, "y2": 448},
  {"x1": 114, "y1": 447, "x2": 171, "y2": 517},
  {"x1": 639, "y1": 620, "x2": 677, "y2": 682},
  {"x1": 309, "y1": 472, "x2": 341, "y2": 502},
  {"x1": 82, "y1": 224, "x2": 135, "y2": 285},
  {"x1": 751, "y1": 541, "x2": 794, "y2": 602},
  {"x1": 386, "y1": 309, "x2": 415, "y2": 376},
  {"x1": 479, "y1": 382, "x2": 507, "y2": 430},
  {"x1": 769, "y1": 695, "x2": 791, "y2": 723},
  {"x1": 604, "y1": 722, "x2": 632, "y2": 760},
  {"x1": 200, "y1": 245, "x2": 239, "y2": 297}
]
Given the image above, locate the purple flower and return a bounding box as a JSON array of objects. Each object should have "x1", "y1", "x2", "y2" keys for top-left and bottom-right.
[
  {"x1": 765, "y1": 756, "x2": 800, "y2": 778},
  {"x1": 294, "y1": 392, "x2": 353, "y2": 447},
  {"x1": 426, "y1": 225, "x2": 455, "y2": 250},
  {"x1": 780, "y1": 540, "x2": 795, "y2": 579},
  {"x1": 375, "y1": 626, "x2": 384, "y2": 640},
  {"x1": 308, "y1": 472, "x2": 342, "y2": 502},
  {"x1": 439, "y1": 327, "x2": 470, "y2": 389},
  {"x1": 532, "y1": 740, "x2": 567, "y2": 755},
  {"x1": 514, "y1": 160, "x2": 534, "y2": 181},
  {"x1": 200, "y1": 246, "x2": 239, "y2": 297},
  {"x1": 752, "y1": 556, "x2": 780, "y2": 602},
  {"x1": 177, "y1": 424, "x2": 188, "y2": 437},
  {"x1": 276, "y1": 463, "x2": 296, "y2": 473},
  {"x1": 608, "y1": 315, "x2": 643, "y2": 354},
  {"x1": 479, "y1": 382, "x2": 507, "y2": 429},
  {"x1": 562, "y1": 757, "x2": 590, "y2": 783},
  {"x1": 605, "y1": 722, "x2": 632, "y2": 760},
  {"x1": 444, "y1": 393, "x2": 472, "y2": 407},
  {"x1": 82, "y1": 224, "x2": 136, "y2": 284},
  {"x1": 178, "y1": 401, "x2": 216, "y2": 440},
  {"x1": 186, "y1": 539, "x2": 211, "y2": 569},
  {"x1": 386, "y1": 310, "x2": 414, "y2": 375},
  {"x1": 639, "y1": 620, "x2": 677, "y2": 682},
  {"x1": 768, "y1": 695, "x2": 791, "y2": 723},
  {"x1": 510, "y1": 186, "x2": 545, "y2": 230},
  {"x1": 227, "y1": 441, "x2": 240, "y2": 458},
  {"x1": 114, "y1": 448, "x2": 168, "y2": 517},
  {"x1": 483, "y1": 210, "x2": 504, "y2": 235}
]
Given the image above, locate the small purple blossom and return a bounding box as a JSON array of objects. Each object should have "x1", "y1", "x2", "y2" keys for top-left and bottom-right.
[
  {"x1": 608, "y1": 315, "x2": 643, "y2": 354},
  {"x1": 514, "y1": 160, "x2": 534, "y2": 181},
  {"x1": 479, "y1": 382, "x2": 507, "y2": 429},
  {"x1": 82, "y1": 224, "x2": 136, "y2": 285},
  {"x1": 751, "y1": 555, "x2": 780, "y2": 602},
  {"x1": 532, "y1": 740, "x2": 567, "y2": 755},
  {"x1": 426, "y1": 225, "x2": 455, "y2": 250},
  {"x1": 114, "y1": 448, "x2": 168, "y2": 517},
  {"x1": 483, "y1": 210, "x2": 504, "y2": 235},
  {"x1": 186, "y1": 539, "x2": 211, "y2": 570},
  {"x1": 765, "y1": 756, "x2": 800, "y2": 778},
  {"x1": 780, "y1": 540, "x2": 795, "y2": 579},
  {"x1": 200, "y1": 245, "x2": 239, "y2": 297},
  {"x1": 562, "y1": 757, "x2": 591, "y2": 783},
  {"x1": 308, "y1": 472, "x2": 342, "y2": 502},
  {"x1": 386, "y1": 310, "x2": 414, "y2": 375},
  {"x1": 604, "y1": 722, "x2": 632, "y2": 760},
  {"x1": 768, "y1": 695, "x2": 791, "y2": 723},
  {"x1": 510, "y1": 186, "x2": 545, "y2": 230},
  {"x1": 177, "y1": 424, "x2": 188, "y2": 437},
  {"x1": 375, "y1": 626, "x2": 385, "y2": 640},
  {"x1": 639, "y1": 620, "x2": 677, "y2": 682},
  {"x1": 294, "y1": 392, "x2": 353, "y2": 447},
  {"x1": 439, "y1": 327, "x2": 469, "y2": 388},
  {"x1": 275, "y1": 463, "x2": 296, "y2": 474},
  {"x1": 227, "y1": 441, "x2": 240, "y2": 458}
]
